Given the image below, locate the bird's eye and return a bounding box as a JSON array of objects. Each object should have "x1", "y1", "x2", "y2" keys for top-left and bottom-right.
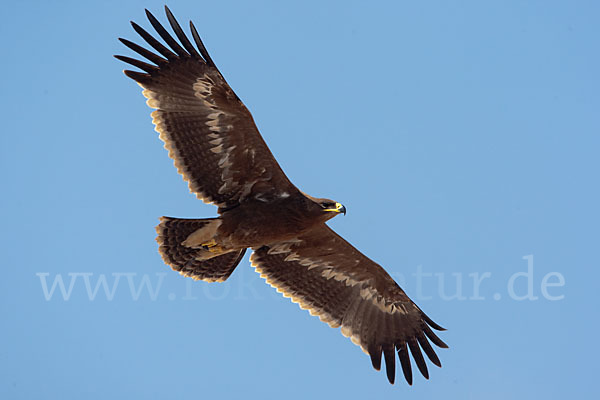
[{"x1": 322, "y1": 202, "x2": 333, "y2": 208}]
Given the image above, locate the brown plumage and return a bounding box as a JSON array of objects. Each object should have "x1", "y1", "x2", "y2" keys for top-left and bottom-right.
[{"x1": 116, "y1": 6, "x2": 447, "y2": 386}]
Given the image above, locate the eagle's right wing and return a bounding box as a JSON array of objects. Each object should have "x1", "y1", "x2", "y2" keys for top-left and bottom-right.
[
  {"x1": 250, "y1": 225, "x2": 447, "y2": 385},
  {"x1": 116, "y1": 7, "x2": 297, "y2": 210}
]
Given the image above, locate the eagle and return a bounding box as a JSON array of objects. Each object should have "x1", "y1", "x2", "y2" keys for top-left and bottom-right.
[{"x1": 116, "y1": 6, "x2": 447, "y2": 386}]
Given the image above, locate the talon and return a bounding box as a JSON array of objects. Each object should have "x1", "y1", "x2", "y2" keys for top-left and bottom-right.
[
  {"x1": 200, "y1": 239, "x2": 223, "y2": 253},
  {"x1": 201, "y1": 239, "x2": 218, "y2": 248}
]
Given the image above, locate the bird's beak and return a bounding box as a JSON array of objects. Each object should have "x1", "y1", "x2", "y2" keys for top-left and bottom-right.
[{"x1": 324, "y1": 202, "x2": 346, "y2": 215}]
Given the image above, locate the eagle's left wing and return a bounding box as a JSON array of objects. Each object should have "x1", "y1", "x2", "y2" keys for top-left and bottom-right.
[{"x1": 250, "y1": 225, "x2": 447, "y2": 385}]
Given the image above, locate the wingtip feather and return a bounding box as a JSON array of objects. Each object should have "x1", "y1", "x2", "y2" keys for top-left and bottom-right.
[
  {"x1": 408, "y1": 337, "x2": 429, "y2": 379},
  {"x1": 422, "y1": 312, "x2": 446, "y2": 331},
  {"x1": 397, "y1": 342, "x2": 413, "y2": 385},
  {"x1": 123, "y1": 69, "x2": 150, "y2": 84},
  {"x1": 368, "y1": 344, "x2": 382, "y2": 371},
  {"x1": 417, "y1": 333, "x2": 442, "y2": 368},
  {"x1": 383, "y1": 344, "x2": 396, "y2": 384}
]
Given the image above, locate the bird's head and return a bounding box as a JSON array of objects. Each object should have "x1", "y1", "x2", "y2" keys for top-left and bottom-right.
[{"x1": 314, "y1": 198, "x2": 346, "y2": 221}]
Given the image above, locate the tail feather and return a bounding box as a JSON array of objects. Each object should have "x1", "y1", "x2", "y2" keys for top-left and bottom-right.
[{"x1": 156, "y1": 217, "x2": 246, "y2": 282}]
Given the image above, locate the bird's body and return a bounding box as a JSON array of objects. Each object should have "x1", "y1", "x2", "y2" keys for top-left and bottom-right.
[
  {"x1": 117, "y1": 6, "x2": 448, "y2": 386},
  {"x1": 184, "y1": 194, "x2": 335, "y2": 252},
  {"x1": 219, "y1": 196, "x2": 328, "y2": 245}
]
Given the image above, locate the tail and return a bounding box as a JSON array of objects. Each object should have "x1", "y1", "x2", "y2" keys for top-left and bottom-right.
[{"x1": 156, "y1": 217, "x2": 246, "y2": 282}]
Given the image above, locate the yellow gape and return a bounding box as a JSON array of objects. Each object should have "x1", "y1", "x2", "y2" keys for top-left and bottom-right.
[{"x1": 323, "y1": 202, "x2": 346, "y2": 214}]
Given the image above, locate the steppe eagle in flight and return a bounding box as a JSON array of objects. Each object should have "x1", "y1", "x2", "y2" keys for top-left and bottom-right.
[{"x1": 116, "y1": 6, "x2": 447, "y2": 385}]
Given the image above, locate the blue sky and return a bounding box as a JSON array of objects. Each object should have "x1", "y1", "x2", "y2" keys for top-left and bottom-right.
[{"x1": 2, "y1": 0, "x2": 599, "y2": 398}]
